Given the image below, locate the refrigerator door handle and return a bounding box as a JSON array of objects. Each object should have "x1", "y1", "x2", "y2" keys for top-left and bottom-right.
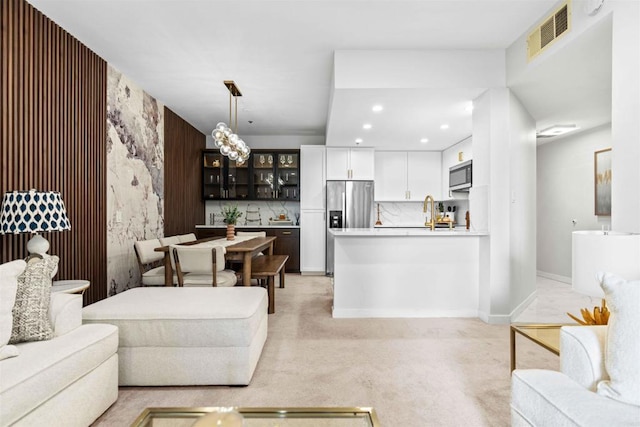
[{"x1": 342, "y1": 191, "x2": 346, "y2": 228}]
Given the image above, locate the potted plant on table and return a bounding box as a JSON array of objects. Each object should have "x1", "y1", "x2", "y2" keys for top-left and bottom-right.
[{"x1": 222, "y1": 204, "x2": 243, "y2": 240}]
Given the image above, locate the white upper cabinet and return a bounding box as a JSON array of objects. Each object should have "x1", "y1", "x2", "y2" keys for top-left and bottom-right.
[
  {"x1": 408, "y1": 152, "x2": 441, "y2": 201},
  {"x1": 300, "y1": 145, "x2": 326, "y2": 210},
  {"x1": 326, "y1": 147, "x2": 375, "y2": 180},
  {"x1": 375, "y1": 151, "x2": 442, "y2": 201},
  {"x1": 374, "y1": 151, "x2": 407, "y2": 201}
]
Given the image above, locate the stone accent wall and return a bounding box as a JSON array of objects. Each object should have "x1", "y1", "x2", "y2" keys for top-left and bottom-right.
[{"x1": 106, "y1": 65, "x2": 164, "y2": 295}]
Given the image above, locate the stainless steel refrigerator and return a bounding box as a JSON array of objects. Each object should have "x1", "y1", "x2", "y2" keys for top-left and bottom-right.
[{"x1": 326, "y1": 180, "x2": 375, "y2": 275}]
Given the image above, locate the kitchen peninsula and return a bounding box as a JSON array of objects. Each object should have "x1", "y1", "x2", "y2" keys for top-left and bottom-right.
[{"x1": 330, "y1": 228, "x2": 487, "y2": 318}]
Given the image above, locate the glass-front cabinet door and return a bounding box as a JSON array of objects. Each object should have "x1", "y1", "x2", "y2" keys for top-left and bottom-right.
[
  {"x1": 253, "y1": 152, "x2": 276, "y2": 199},
  {"x1": 276, "y1": 152, "x2": 299, "y2": 201},
  {"x1": 251, "y1": 150, "x2": 299, "y2": 200},
  {"x1": 227, "y1": 161, "x2": 250, "y2": 200},
  {"x1": 203, "y1": 152, "x2": 223, "y2": 200}
]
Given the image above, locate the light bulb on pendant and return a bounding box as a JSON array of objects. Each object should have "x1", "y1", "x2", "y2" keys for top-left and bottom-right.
[
  {"x1": 228, "y1": 150, "x2": 239, "y2": 161},
  {"x1": 229, "y1": 134, "x2": 239, "y2": 147},
  {"x1": 220, "y1": 145, "x2": 231, "y2": 156}
]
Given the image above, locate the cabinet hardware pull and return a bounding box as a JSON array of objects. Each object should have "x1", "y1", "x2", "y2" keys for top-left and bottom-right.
[{"x1": 282, "y1": 231, "x2": 292, "y2": 235}]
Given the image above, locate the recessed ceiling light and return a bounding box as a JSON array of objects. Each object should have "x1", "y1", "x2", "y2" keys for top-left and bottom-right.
[
  {"x1": 440, "y1": 124, "x2": 449, "y2": 130},
  {"x1": 420, "y1": 138, "x2": 429, "y2": 143},
  {"x1": 363, "y1": 123, "x2": 372, "y2": 130},
  {"x1": 537, "y1": 124, "x2": 578, "y2": 137},
  {"x1": 372, "y1": 105, "x2": 383, "y2": 112},
  {"x1": 355, "y1": 138, "x2": 363, "y2": 144}
]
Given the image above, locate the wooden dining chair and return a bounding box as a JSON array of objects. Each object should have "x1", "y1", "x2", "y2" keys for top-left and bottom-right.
[
  {"x1": 133, "y1": 238, "x2": 170, "y2": 286},
  {"x1": 171, "y1": 245, "x2": 238, "y2": 287}
]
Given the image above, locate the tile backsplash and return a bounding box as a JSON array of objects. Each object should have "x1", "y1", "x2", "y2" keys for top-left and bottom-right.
[
  {"x1": 375, "y1": 200, "x2": 469, "y2": 227},
  {"x1": 205, "y1": 201, "x2": 300, "y2": 226}
]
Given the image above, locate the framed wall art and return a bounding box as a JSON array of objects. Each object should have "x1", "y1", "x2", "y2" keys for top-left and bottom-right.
[{"x1": 594, "y1": 148, "x2": 612, "y2": 216}]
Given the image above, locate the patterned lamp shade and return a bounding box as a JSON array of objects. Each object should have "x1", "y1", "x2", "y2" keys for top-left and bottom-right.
[{"x1": 0, "y1": 190, "x2": 71, "y2": 234}]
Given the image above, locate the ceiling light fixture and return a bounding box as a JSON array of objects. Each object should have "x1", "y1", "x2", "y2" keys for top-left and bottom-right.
[
  {"x1": 372, "y1": 105, "x2": 383, "y2": 112},
  {"x1": 440, "y1": 124, "x2": 449, "y2": 130},
  {"x1": 363, "y1": 123, "x2": 372, "y2": 130},
  {"x1": 536, "y1": 124, "x2": 578, "y2": 138},
  {"x1": 211, "y1": 80, "x2": 251, "y2": 165},
  {"x1": 355, "y1": 138, "x2": 363, "y2": 144},
  {"x1": 420, "y1": 138, "x2": 429, "y2": 143}
]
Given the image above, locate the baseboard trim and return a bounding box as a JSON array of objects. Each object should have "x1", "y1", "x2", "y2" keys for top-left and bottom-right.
[
  {"x1": 332, "y1": 308, "x2": 478, "y2": 319},
  {"x1": 478, "y1": 312, "x2": 512, "y2": 325},
  {"x1": 509, "y1": 290, "x2": 538, "y2": 322},
  {"x1": 300, "y1": 271, "x2": 326, "y2": 276},
  {"x1": 537, "y1": 270, "x2": 571, "y2": 284},
  {"x1": 476, "y1": 290, "x2": 538, "y2": 325}
]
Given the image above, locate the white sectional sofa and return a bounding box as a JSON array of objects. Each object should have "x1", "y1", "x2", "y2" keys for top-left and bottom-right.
[
  {"x1": 0, "y1": 292, "x2": 119, "y2": 427},
  {"x1": 512, "y1": 272, "x2": 640, "y2": 426}
]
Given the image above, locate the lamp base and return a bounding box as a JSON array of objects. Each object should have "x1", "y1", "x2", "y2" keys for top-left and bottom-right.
[
  {"x1": 26, "y1": 233, "x2": 50, "y2": 256},
  {"x1": 567, "y1": 299, "x2": 609, "y2": 325}
]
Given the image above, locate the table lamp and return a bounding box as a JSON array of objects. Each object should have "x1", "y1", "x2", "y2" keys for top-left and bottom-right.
[
  {"x1": 0, "y1": 190, "x2": 71, "y2": 256},
  {"x1": 570, "y1": 230, "x2": 640, "y2": 324}
]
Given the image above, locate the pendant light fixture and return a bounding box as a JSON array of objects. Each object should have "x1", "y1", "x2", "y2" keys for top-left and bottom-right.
[{"x1": 211, "y1": 80, "x2": 251, "y2": 165}]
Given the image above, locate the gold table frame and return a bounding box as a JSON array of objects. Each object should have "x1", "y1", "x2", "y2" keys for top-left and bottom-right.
[
  {"x1": 131, "y1": 407, "x2": 381, "y2": 427},
  {"x1": 510, "y1": 323, "x2": 575, "y2": 372}
]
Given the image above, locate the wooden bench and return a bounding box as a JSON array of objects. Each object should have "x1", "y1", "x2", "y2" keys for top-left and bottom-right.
[{"x1": 250, "y1": 254, "x2": 289, "y2": 314}]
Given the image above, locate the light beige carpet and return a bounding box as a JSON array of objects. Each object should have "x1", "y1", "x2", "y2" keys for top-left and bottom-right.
[{"x1": 92, "y1": 275, "x2": 558, "y2": 426}]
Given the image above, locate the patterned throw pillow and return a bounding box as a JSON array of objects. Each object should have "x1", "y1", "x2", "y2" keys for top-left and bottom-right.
[
  {"x1": 0, "y1": 260, "x2": 27, "y2": 360},
  {"x1": 9, "y1": 256, "x2": 59, "y2": 343}
]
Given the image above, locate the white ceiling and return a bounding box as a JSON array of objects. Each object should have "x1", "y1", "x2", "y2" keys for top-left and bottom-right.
[{"x1": 28, "y1": 0, "x2": 605, "y2": 151}]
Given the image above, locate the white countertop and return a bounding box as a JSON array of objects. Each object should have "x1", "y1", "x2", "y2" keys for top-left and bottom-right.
[
  {"x1": 196, "y1": 224, "x2": 300, "y2": 229},
  {"x1": 330, "y1": 227, "x2": 487, "y2": 236}
]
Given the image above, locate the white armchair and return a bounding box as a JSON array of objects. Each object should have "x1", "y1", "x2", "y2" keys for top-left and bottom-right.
[{"x1": 511, "y1": 325, "x2": 640, "y2": 426}]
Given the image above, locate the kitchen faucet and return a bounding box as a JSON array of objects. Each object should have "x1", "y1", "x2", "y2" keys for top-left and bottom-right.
[{"x1": 423, "y1": 195, "x2": 435, "y2": 231}]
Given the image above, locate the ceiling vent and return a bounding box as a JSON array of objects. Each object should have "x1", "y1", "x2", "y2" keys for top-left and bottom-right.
[{"x1": 527, "y1": 1, "x2": 571, "y2": 62}]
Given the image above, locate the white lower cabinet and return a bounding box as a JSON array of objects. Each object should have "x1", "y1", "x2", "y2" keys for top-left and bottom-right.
[{"x1": 300, "y1": 210, "x2": 326, "y2": 274}]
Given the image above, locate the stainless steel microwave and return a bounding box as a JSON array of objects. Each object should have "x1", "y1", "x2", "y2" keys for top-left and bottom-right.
[{"x1": 449, "y1": 160, "x2": 472, "y2": 191}]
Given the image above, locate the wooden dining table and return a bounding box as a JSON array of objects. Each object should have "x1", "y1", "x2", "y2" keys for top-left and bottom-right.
[{"x1": 154, "y1": 236, "x2": 276, "y2": 287}]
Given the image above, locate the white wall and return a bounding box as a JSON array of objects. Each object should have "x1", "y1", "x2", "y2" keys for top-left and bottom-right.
[
  {"x1": 508, "y1": 92, "x2": 537, "y2": 314},
  {"x1": 610, "y1": 1, "x2": 640, "y2": 232},
  {"x1": 472, "y1": 88, "x2": 537, "y2": 323},
  {"x1": 334, "y1": 50, "x2": 506, "y2": 89},
  {"x1": 537, "y1": 125, "x2": 612, "y2": 281},
  {"x1": 507, "y1": 0, "x2": 640, "y2": 233}
]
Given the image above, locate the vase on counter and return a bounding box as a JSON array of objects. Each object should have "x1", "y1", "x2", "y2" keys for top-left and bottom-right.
[{"x1": 226, "y1": 224, "x2": 235, "y2": 240}]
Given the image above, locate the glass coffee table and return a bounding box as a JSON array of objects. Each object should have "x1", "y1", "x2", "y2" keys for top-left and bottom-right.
[
  {"x1": 131, "y1": 407, "x2": 380, "y2": 427},
  {"x1": 510, "y1": 323, "x2": 576, "y2": 372}
]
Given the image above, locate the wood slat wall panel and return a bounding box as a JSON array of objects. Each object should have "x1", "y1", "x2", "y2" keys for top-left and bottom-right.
[
  {"x1": 1, "y1": 0, "x2": 107, "y2": 305},
  {"x1": 164, "y1": 107, "x2": 205, "y2": 236}
]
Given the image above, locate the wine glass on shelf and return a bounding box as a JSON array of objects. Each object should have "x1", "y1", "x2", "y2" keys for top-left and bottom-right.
[
  {"x1": 267, "y1": 155, "x2": 273, "y2": 165},
  {"x1": 280, "y1": 155, "x2": 286, "y2": 167},
  {"x1": 259, "y1": 155, "x2": 265, "y2": 166},
  {"x1": 287, "y1": 155, "x2": 293, "y2": 166}
]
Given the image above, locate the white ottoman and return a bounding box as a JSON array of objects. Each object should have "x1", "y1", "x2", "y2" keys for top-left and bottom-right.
[{"x1": 82, "y1": 287, "x2": 268, "y2": 386}]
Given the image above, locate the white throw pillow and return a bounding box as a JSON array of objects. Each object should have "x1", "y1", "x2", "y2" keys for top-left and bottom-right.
[
  {"x1": 596, "y1": 272, "x2": 640, "y2": 406},
  {"x1": 0, "y1": 260, "x2": 27, "y2": 360}
]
